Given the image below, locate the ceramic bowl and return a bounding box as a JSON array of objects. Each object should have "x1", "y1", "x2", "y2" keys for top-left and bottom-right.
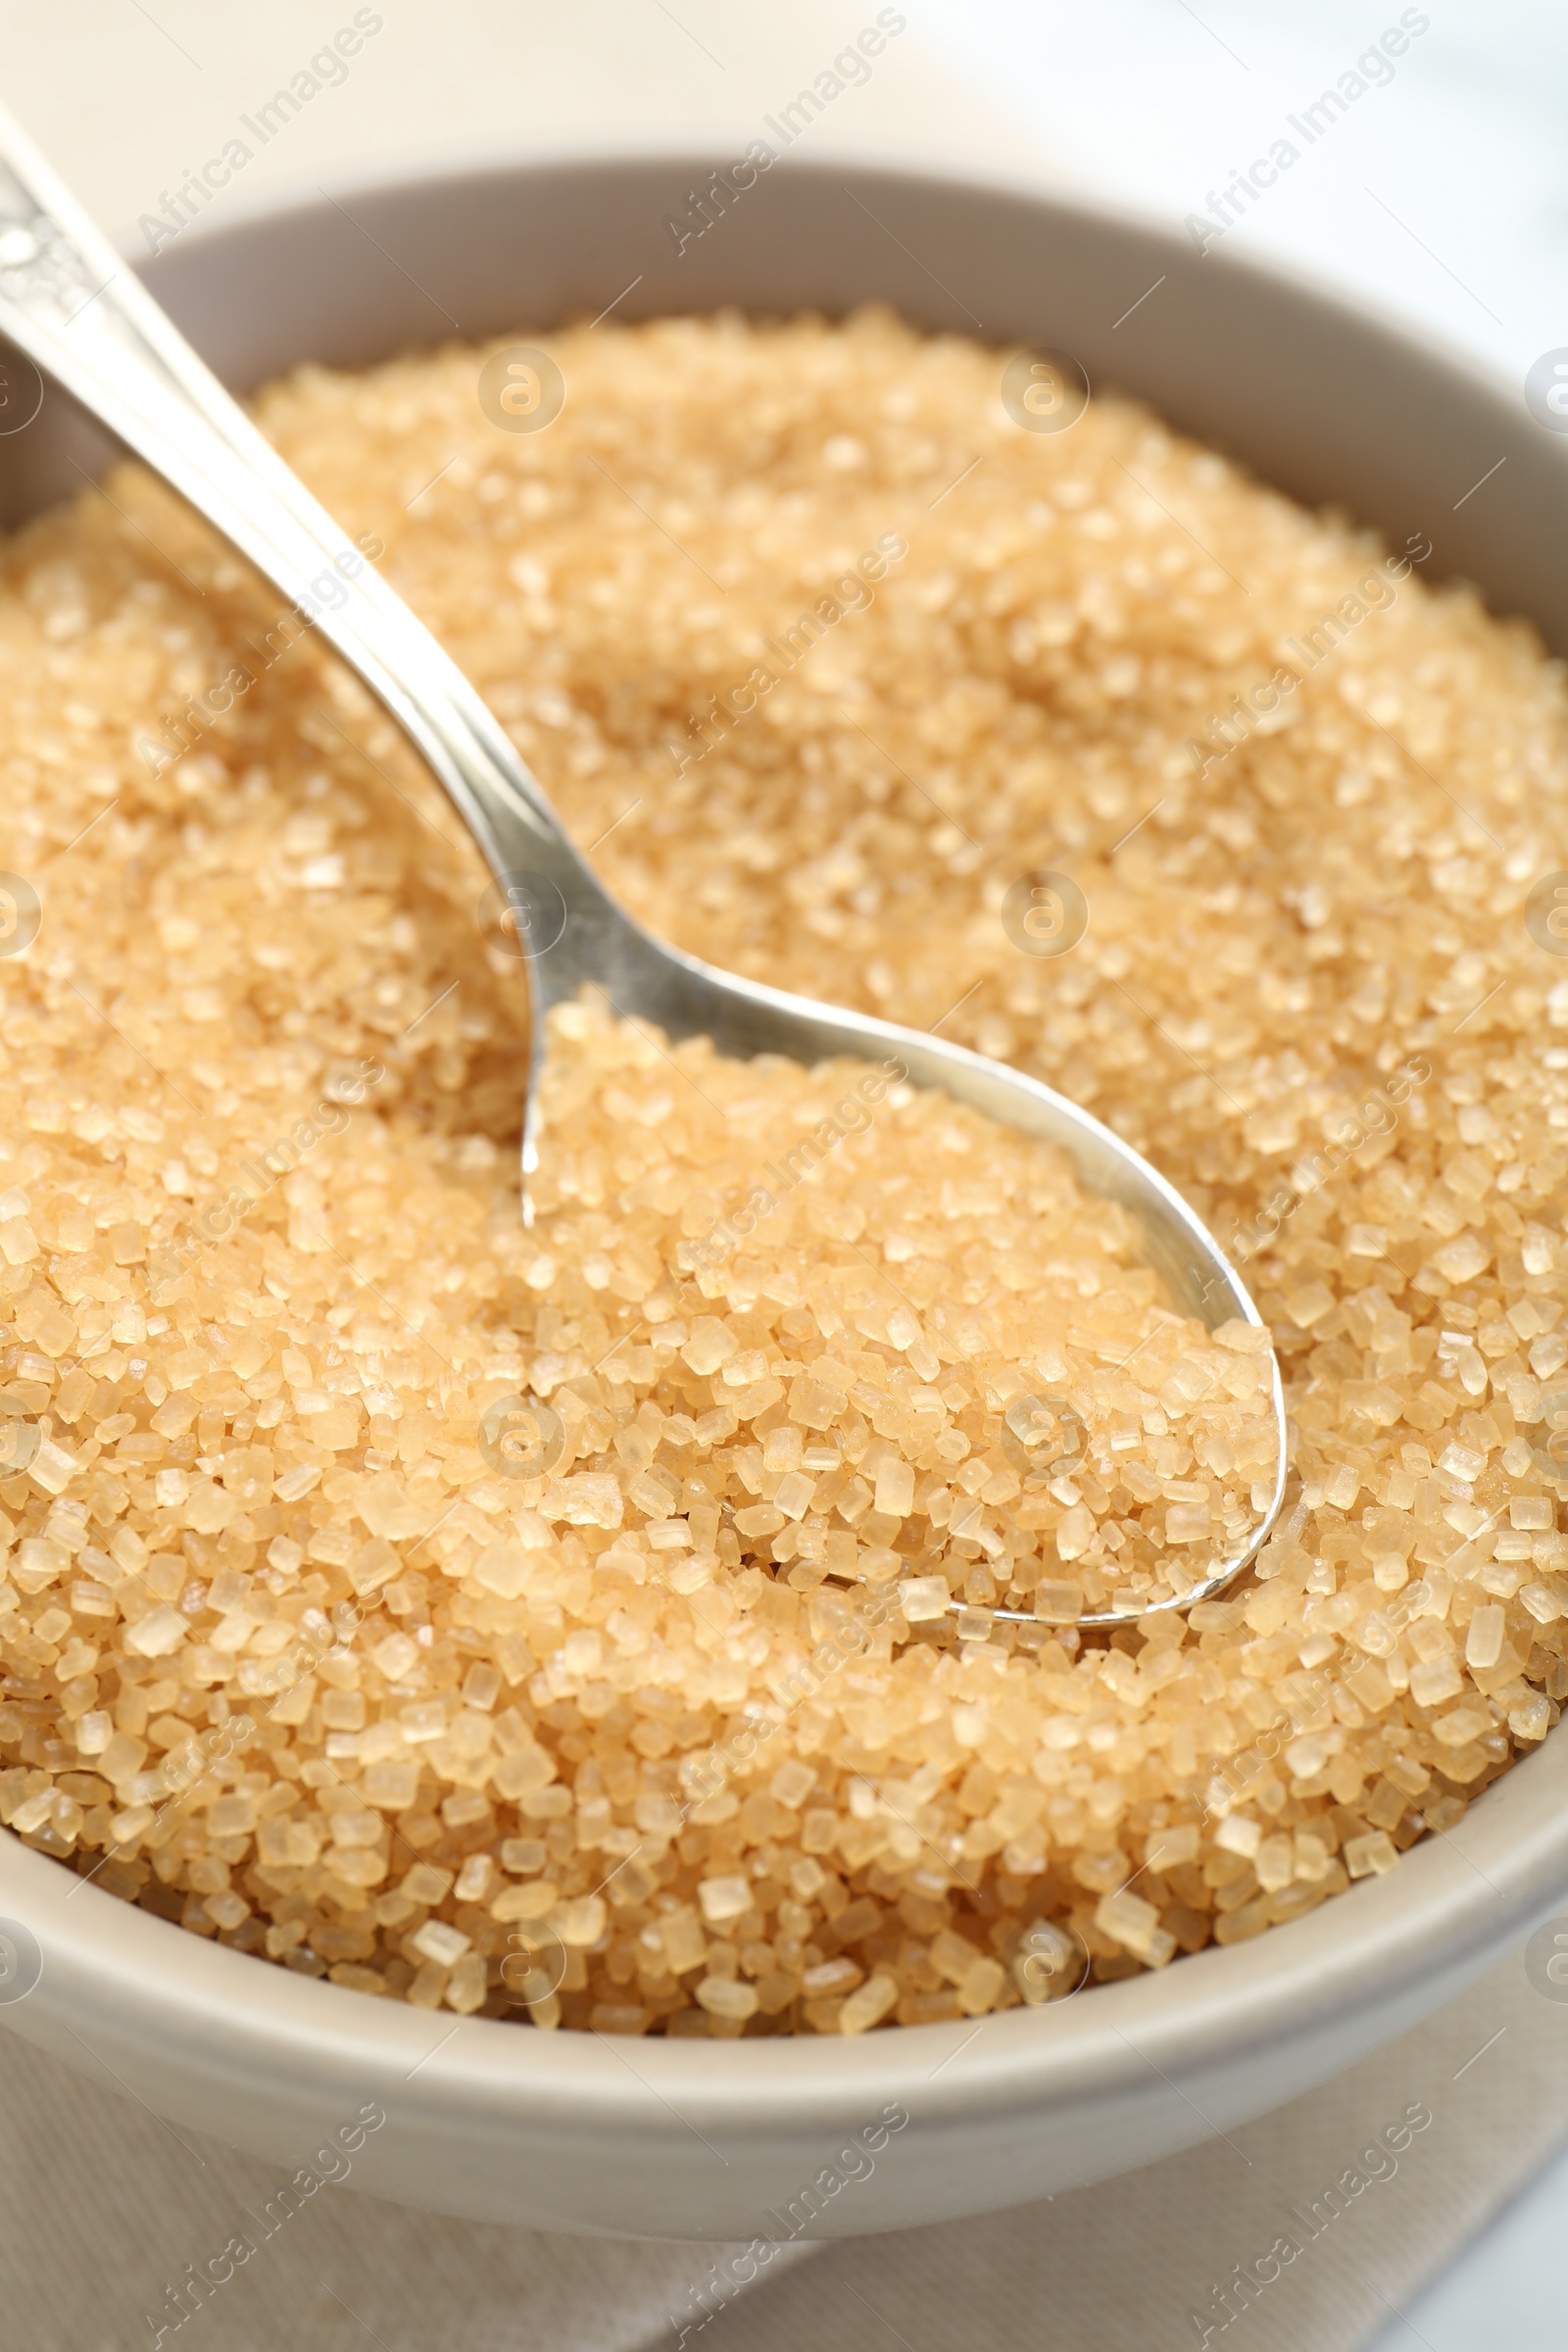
[{"x1": 1, "y1": 147, "x2": 1566, "y2": 2240}]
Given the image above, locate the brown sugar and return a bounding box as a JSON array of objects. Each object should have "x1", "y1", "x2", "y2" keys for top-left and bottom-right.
[{"x1": 0, "y1": 307, "x2": 1563, "y2": 2032}]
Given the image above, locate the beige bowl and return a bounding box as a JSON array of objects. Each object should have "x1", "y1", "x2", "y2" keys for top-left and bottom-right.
[{"x1": 1, "y1": 147, "x2": 1565, "y2": 2241}]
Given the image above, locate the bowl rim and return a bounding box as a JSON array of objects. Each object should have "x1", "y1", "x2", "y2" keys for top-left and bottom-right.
[
  {"x1": 5, "y1": 1714, "x2": 1565, "y2": 2142},
  {"x1": 133, "y1": 128, "x2": 1543, "y2": 464},
  {"x1": 3, "y1": 135, "x2": 1565, "y2": 2160}
]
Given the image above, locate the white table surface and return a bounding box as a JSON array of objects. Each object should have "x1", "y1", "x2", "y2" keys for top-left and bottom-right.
[
  {"x1": 1359, "y1": 2133, "x2": 1568, "y2": 2352},
  {"x1": 0, "y1": 5, "x2": 1562, "y2": 2343}
]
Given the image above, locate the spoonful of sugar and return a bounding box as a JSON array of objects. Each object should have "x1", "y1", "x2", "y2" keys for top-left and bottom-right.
[{"x1": 0, "y1": 102, "x2": 1286, "y2": 1626}]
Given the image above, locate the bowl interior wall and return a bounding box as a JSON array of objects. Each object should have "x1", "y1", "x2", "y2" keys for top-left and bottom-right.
[{"x1": 2, "y1": 156, "x2": 1563, "y2": 651}]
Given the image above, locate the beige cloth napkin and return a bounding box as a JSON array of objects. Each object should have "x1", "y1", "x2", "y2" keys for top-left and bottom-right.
[{"x1": 0, "y1": 1941, "x2": 1562, "y2": 2352}]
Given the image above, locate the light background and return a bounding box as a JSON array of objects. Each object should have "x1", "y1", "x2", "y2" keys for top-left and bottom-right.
[{"x1": 1, "y1": 3, "x2": 1565, "y2": 2344}]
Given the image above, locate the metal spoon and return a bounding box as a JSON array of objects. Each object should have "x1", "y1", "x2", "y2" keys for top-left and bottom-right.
[{"x1": 0, "y1": 105, "x2": 1286, "y2": 1628}]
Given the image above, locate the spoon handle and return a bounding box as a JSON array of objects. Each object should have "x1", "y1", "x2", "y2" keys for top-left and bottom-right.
[{"x1": 0, "y1": 101, "x2": 623, "y2": 1007}]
